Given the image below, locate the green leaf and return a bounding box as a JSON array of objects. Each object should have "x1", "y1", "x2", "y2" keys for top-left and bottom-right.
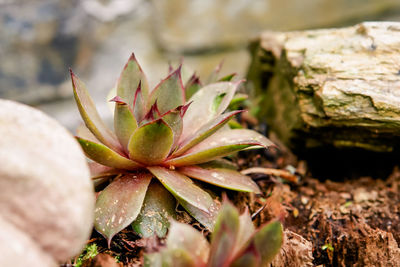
[
  {"x1": 253, "y1": 220, "x2": 283, "y2": 265},
  {"x1": 174, "y1": 110, "x2": 242, "y2": 156},
  {"x1": 70, "y1": 70, "x2": 123, "y2": 154},
  {"x1": 235, "y1": 209, "x2": 256, "y2": 254},
  {"x1": 94, "y1": 173, "x2": 152, "y2": 244},
  {"x1": 88, "y1": 162, "x2": 120, "y2": 181},
  {"x1": 132, "y1": 181, "x2": 176, "y2": 238},
  {"x1": 76, "y1": 137, "x2": 142, "y2": 170},
  {"x1": 181, "y1": 82, "x2": 239, "y2": 141},
  {"x1": 178, "y1": 196, "x2": 220, "y2": 231},
  {"x1": 166, "y1": 129, "x2": 274, "y2": 167},
  {"x1": 208, "y1": 201, "x2": 240, "y2": 267},
  {"x1": 112, "y1": 97, "x2": 138, "y2": 150},
  {"x1": 162, "y1": 108, "x2": 183, "y2": 151},
  {"x1": 128, "y1": 119, "x2": 174, "y2": 165},
  {"x1": 117, "y1": 53, "x2": 149, "y2": 113},
  {"x1": 133, "y1": 82, "x2": 147, "y2": 123},
  {"x1": 166, "y1": 221, "x2": 210, "y2": 264},
  {"x1": 218, "y1": 73, "x2": 237, "y2": 82},
  {"x1": 233, "y1": 220, "x2": 283, "y2": 266},
  {"x1": 230, "y1": 251, "x2": 259, "y2": 267},
  {"x1": 184, "y1": 73, "x2": 202, "y2": 100},
  {"x1": 148, "y1": 67, "x2": 185, "y2": 115},
  {"x1": 228, "y1": 93, "x2": 248, "y2": 110},
  {"x1": 147, "y1": 166, "x2": 214, "y2": 213},
  {"x1": 179, "y1": 166, "x2": 261, "y2": 193}
]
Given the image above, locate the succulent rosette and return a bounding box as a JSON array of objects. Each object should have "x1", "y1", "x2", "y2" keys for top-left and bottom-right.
[
  {"x1": 70, "y1": 53, "x2": 274, "y2": 244},
  {"x1": 145, "y1": 200, "x2": 283, "y2": 267}
]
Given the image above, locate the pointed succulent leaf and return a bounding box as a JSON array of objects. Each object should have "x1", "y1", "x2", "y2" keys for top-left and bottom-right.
[
  {"x1": 234, "y1": 220, "x2": 283, "y2": 266},
  {"x1": 235, "y1": 209, "x2": 256, "y2": 255},
  {"x1": 128, "y1": 119, "x2": 174, "y2": 165},
  {"x1": 70, "y1": 70, "x2": 123, "y2": 153},
  {"x1": 132, "y1": 181, "x2": 176, "y2": 238},
  {"x1": 179, "y1": 166, "x2": 260, "y2": 193},
  {"x1": 148, "y1": 67, "x2": 185, "y2": 115},
  {"x1": 133, "y1": 82, "x2": 147, "y2": 123},
  {"x1": 218, "y1": 73, "x2": 237, "y2": 82},
  {"x1": 228, "y1": 119, "x2": 243, "y2": 129},
  {"x1": 141, "y1": 101, "x2": 162, "y2": 125},
  {"x1": 230, "y1": 246, "x2": 260, "y2": 267},
  {"x1": 166, "y1": 221, "x2": 210, "y2": 264},
  {"x1": 167, "y1": 129, "x2": 274, "y2": 167},
  {"x1": 111, "y1": 97, "x2": 138, "y2": 150},
  {"x1": 175, "y1": 110, "x2": 242, "y2": 156},
  {"x1": 253, "y1": 220, "x2": 283, "y2": 265},
  {"x1": 228, "y1": 93, "x2": 248, "y2": 110},
  {"x1": 88, "y1": 161, "x2": 121, "y2": 180},
  {"x1": 117, "y1": 53, "x2": 149, "y2": 111},
  {"x1": 181, "y1": 82, "x2": 239, "y2": 141},
  {"x1": 208, "y1": 201, "x2": 240, "y2": 267},
  {"x1": 162, "y1": 108, "x2": 183, "y2": 151},
  {"x1": 178, "y1": 196, "x2": 220, "y2": 231},
  {"x1": 147, "y1": 166, "x2": 214, "y2": 213},
  {"x1": 89, "y1": 161, "x2": 114, "y2": 176},
  {"x1": 184, "y1": 73, "x2": 202, "y2": 100},
  {"x1": 198, "y1": 159, "x2": 237, "y2": 170},
  {"x1": 94, "y1": 173, "x2": 152, "y2": 244},
  {"x1": 76, "y1": 137, "x2": 142, "y2": 170}
]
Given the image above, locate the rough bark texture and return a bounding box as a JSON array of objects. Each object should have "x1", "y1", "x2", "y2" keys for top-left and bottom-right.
[
  {"x1": 248, "y1": 22, "x2": 400, "y2": 152},
  {"x1": 269, "y1": 230, "x2": 314, "y2": 267}
]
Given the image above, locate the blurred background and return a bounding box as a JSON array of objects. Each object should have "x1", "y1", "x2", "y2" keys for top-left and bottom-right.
[{"x1": 1, "y1": 0, "x2": 400, "y2": 131}]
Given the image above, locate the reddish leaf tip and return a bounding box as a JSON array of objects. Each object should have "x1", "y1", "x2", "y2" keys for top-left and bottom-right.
[
  {"x1": 144, "y1": 101, "x2": 162, "y2": 121},
  {"x1": 109, "y1": 96, "x2": 126, "y2": 104},
  {"x1": 69, "y1": 68, "x2": 77, "y2": 80},
  {"x1": 173, "y1": 64, "x2": 183, "y2": 78},
  {"x1": 216, "y1": 60, "x2": 224, "y2": 72},
  {"x1": 168, "y1": 62, "x2": 174, "y2": 74},
  {"x1": 234, "y1": 79, "x2": 246, "y2": 86},
  {"x1": 188, "y1": 73, "x2": 202, "y2": 86},
  {"x1": 179, "y1": 101, "x2": 192, "y2": 117}
]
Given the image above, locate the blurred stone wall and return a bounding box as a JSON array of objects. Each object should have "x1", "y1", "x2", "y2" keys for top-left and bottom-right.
[
  {"x1": 152, "y1": 0, "x2": 400, "y2": 51},
  {"x1": 1, "y1": 0, "x2": 400, "y2": 130}
]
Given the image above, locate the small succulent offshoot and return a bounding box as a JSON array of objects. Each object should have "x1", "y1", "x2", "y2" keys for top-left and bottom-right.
[
  {"x1": 70, "y1": 53, "x2": 274, "y2": 244},
  {"x1": 144, "y1": 200, "x2": 284, "y2": 267}
]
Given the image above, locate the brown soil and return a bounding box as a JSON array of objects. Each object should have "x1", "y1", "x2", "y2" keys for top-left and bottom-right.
[{"x1": 71, "y1": 135, "x2": 400, "y2": 267}]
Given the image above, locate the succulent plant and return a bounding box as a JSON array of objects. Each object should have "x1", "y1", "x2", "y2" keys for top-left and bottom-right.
[
  {"x1": 70, "y1": 53, "x2": 273, "y2": 244},
  {"x1": 144, "y1": 200, "x2": 283, "y2": 267}
]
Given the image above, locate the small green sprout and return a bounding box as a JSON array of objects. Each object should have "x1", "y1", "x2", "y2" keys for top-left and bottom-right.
[
  {"x1": 75, "y1": 243, "x2": 99, "y2": 267},
  {"x1": 322, "y1": 243, "x2": 334, "y2": 252}
]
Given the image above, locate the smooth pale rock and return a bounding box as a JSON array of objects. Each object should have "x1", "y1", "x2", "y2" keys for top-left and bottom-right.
[
  {"x1": 248, "y1": 22, "x2": 400, "y2": 152},
  {"x1": 0, "y1": 217, "x2": 55, "y2": 267},
  {"x1": 0, "y1": 99, "x2": 94, "y2": 265}
]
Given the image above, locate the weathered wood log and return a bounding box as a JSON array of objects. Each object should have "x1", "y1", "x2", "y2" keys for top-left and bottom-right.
[{"x1": 248, "y1": 22, "x2": 400, "y2": 152}]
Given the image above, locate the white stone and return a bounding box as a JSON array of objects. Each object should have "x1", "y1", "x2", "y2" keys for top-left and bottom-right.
[{"x1": 0, "y1": 99, "x2": 94, "y2": 266}]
